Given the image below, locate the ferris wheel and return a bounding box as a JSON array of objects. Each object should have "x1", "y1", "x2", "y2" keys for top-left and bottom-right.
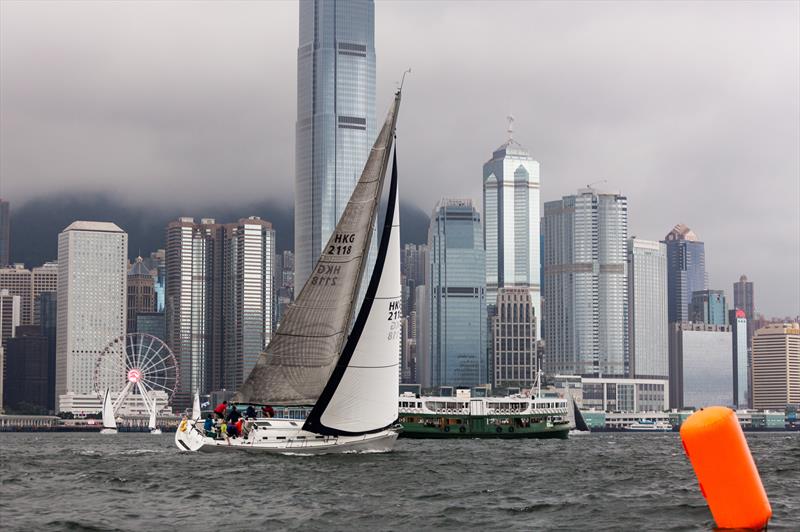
[{"x1": 94, "y1": 333, "x2": 179, "y2": 417}]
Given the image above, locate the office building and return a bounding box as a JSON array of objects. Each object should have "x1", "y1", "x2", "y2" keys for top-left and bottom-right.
[
  {"x1": 136, "y1": 312, "x2": 166, "y2": 341},
  {"x1": 427, "y1": 199, "x2": 487, "y2": 388},
  {"x1": 668, "y1": 322, "x2": 732, "y2": 409},
  {"x1": 295, "y1": 0, "x2": 376, "y2": 288},
  {"x1": 554, "y1": 375, "x2": 669, "y2": 412},
  {"x1": 401, "y1": 243, "x2": 428, "y2": 316},
  {"x1": 627, "y1": 238, "x2": 668, "y2": 379},
  {"x1": 39, "y1": 291, "x2": 57, "y2": 411},
  {"x1": 733, "y1": 275, "x2": 756, "y2": 349},
  {"x1": 690, "y1": 289, "x2": 728, "y2": 326},
  {"x1": 0, "y1": 262, "x2": 58, "y2": 326},
  {"x1": 142, "y1": 249, "x2": 166, "y2": 312},
  {"x1": 3, "y1": 326, "x2": 50, "y2": 413},
  {"x1": 415, "y1": 284, "x2": 430, "y2": 388},
  {"x1": 221, "y1": 217, "x2": 275, "y2": 391},
  {"x1": 127, "y1": 257, "x2": 156, "y2": 333},
  {"x1": 275, "y1": 250, "x2": 295, "y2": 326},
  {"x1": 751, "y1": 323, "x2": 799, "y2": 410},
  {"x1": 542, "y1": 189, "x2": 628, "y2": 377},
  {"x1": 56, "y1": 222, "x2": 127, "y2": 412},
  {"x1": 166, "y1": 217, "x2": 274, "y2": 405},
  {"x1": 492, "y1": 287, "x2": 537, "y2": 388},
  {"x1": 729, "y1": 309, "x2": 750, "y2": 408},
  {"x1": 483, "y1": 127, "x2": 541, "y2": 339},
  {"x1": 664, "y1": 224, "x2": 707, "y2": 323},
  {"x1": 0, "y1": 199, "x2": 9, "y2": 266}
]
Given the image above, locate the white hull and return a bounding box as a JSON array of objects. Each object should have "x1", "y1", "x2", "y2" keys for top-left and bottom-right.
[
  {"x1": 150, "y1": 429, "x2": 162, "y2": 435},
  {"x1": 175, "y1": 418, "x2": 398, "y2": 455},
  {"x1": 100, "y1": 428, "x2": 117, "y2": 434}
]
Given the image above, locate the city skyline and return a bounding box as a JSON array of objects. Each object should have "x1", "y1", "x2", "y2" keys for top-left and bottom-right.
[{"x1": 1, "y1": 1, "x2": 798, "y2": 316}]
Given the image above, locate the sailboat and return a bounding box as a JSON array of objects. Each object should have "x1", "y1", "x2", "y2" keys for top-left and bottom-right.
[
  {"x1": 191, "y1": 391, "x2": 201, "y2": 422},
  {"x1": 175, "y1": 91, "x2": 403, "y2": 454},
  {"x1": 148, "y1": 400, "x2": 162, "y2": 434},
  {"x1": 100, "y1": 388, "x2": 118, "y2": 434}
]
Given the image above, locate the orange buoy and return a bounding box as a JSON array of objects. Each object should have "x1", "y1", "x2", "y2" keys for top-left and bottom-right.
[{"x1": 680, "y1": 406, "x2": 772, "y2": 529}]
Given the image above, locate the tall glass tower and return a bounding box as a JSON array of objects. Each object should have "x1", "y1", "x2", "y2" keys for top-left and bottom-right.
[
  {"x1": 483, "y1": 129, "x2": 541, "y2": 339},
  {"x1": 427, "y1": 199, "x2": 488, "y2": 387},
  {"x1": 295, "y1": 0, "x2": 376, "y2": 289},
  {"x1": 663, "y1": 224, "x2": 707, "y2": 323}
]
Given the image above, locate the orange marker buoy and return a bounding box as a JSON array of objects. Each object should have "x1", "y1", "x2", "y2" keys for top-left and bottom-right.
[{"x1": 680, "y1": 406, "x2": 772, "y2": 529}]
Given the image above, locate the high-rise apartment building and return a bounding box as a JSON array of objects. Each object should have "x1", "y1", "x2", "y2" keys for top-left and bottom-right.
[
  {"x1": 542, "y1": 189, "x2": 628, "y2": 377},
  {"x1": 221, "y1": 217, "x2": 274, "y2": 391},
  {"x1": 295, "y1": 0, "x2": 376, "y2": 288},
  {"x1": 427, "y1": 199, "x2": 487, "y2": 387},
  {"x1": 56, "y1": 222, "x2": 127, "y2": 412},
  {"x1": 166, "y1": 217, "x2": 274, "y2": 405},
  {"x1": 751, "y1": 323, "x2": 799, "y2": 410},
  {"x1": 492, "y1": 287, "x2": 538, "y2": 388},
  {"x1": 0, "y1": 199, "x2": 9, "y2": 267},
  {"x1": 690, "y1": 289, "x2": 728, "y2": 326},
  {"x1": 0, "y1": 262, "x2": 58, "y2": 326},
  {"x1": 729, "y1": 309, "x2": 750, "y2": 409},
  {"x1": 733, "y1": 275, "x2": 755, "y2": 349},
  {"x1": 483, "y1": 130, "x2": 541, "y2": 339},
  {"x1": 664, "y1": 224, "x2": 707, "y2": 323},
  {"x1": 627, "y1": 238, "x2": 668, "y2": 379},
  {"x1": 127, "y1": 257, "x2": 155, "y2": 333},
  {"x1": 668, "y1": 322, "x2": 732, "y2": 409}
]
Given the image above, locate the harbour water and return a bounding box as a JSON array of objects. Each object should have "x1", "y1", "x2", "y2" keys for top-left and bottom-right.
[{"x1": 1, "y1": 432, "x2": 797, "y2": 531}]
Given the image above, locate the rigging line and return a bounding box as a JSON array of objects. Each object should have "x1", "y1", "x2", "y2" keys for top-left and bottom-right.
[{"x1": 347, "y1": 363, "x2": 400, "y2": 369}]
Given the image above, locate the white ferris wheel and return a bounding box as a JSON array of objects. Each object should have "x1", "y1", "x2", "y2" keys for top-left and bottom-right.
[{"x1": 94, "y1": 333, "x2": 179, "y2": 419}]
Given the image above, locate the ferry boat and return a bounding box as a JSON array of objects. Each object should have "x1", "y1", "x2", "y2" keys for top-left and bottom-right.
[
  {"x1": 397, "y1": 391, "x2": 572, "y2": 439},
  {"x1": 623, "y1": 419, "x2": 673, "y2": 432}
]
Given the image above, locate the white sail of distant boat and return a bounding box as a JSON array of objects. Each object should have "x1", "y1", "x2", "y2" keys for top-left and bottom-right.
[
  {"x1": 175, "y1": 89, "x2": 403, "y2": 454},
  {"x1": 148, "y1": 402, "x2": 162, "y2": 434},
  {"x1": 191, "y1": 391, "x2": 201, "y2": 421},
  {"x1": 100, "y1": 388, "x2": 117, "y2": 434}
]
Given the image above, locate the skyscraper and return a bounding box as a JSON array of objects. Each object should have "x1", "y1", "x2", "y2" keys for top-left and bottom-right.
[
  {"x1": 401, "y1": 243, "x2": 428, "y2": 316},
  {"x1": 483, "y1": 129, "x2": 541, "y2": 338},
  {"x1": 690, "y1": 289, "x2": 728, "y2": 326},
  {"x1": 0, "y1": 262, "x2": 58, "y2": 326},
  {"x1": 127, "y1": 257, "x2": 155, "y2": 334},
  {"x1": 492, "y1": 287, "x2": 538, "y2": 388},
  {"x1": 664, "y1": 224, "x2": 707, "y2": 323},
  {"x1": 542, "y1": 189, "x2": 628, "y2": 377},
  {"x1": 165, "y1": 217, "x2": 274, "y2": 405},
  {"x1": 3, "y1": 325, "x2": 50, "y2": 413},
  {"x1": 751, "y1": 323, "x2": 799, "y2": 410},
  {"x1": 0, "y1": 199, "x2": 9, "y2": 266},
  {"x1": 295, "y1": 0, "x2": 376, "y2": 289},
  {"x1": 733, "y1": 275, "x2": 755, "y2": 349},
  {"x1": 627, "y1": 238, "x2": 668, "y2": 379},
  {"x1": 56, "y1": 222, "x2": 127, "y2": 412},
  {"x1": 427, "y1": 199, "x2": 487, "y2": 387},
  {"x1": 221, "y1": 217, "x2": 275, "y2": 391},
  {"x1": 668, "y1": 322, "x2": 732, "y2": 409},
  {"x1": 729, "y1": 308, "x2": 749, "y2": 408}
]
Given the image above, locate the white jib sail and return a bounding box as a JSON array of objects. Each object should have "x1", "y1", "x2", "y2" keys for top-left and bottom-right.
[
  {"x1": 319, "y1": 178, "x2": 401, "y2": 433},
  {"x1": 148, "y1": 401, "x2": 157, "y2": 430},
  {"x1": 191, "y1": 391, "x2": 201, "y2": 421},
  {"x1": 102, "y1": 388, "x2": 117, "y2": 430}
]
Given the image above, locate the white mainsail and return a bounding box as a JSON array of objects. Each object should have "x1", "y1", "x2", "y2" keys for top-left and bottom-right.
[
  {"x1": 306, "y1": 151, "x2": 401, "y2": 435},
  {"x1": 101, "y1": 388, "x2": 117, "y2": 430},
  {"x1": 235, "y1": 93, "x2": 400, "y2": 406},
  {"x1": 148, "y1": 406, "x2": 157, "y2": 430}
]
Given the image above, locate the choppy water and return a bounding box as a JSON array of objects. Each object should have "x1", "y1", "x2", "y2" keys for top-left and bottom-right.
[{"x1": 0, "y1": 432, "x2": 797, "y2": 531}]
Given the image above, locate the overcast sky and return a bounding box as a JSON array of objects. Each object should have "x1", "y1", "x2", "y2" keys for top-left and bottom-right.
[{"x1": 1, "y1": 0, "x2": 798, "y2": 316}]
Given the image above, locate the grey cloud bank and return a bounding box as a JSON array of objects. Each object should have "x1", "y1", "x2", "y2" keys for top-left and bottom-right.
[{"x1": 0, "y1": 0, "x2": 798, "y2": 315}]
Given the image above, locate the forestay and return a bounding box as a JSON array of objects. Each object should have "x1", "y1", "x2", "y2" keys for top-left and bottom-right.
[{"x1": 235, "y1": 93, "x2": 401, "y2": 405}]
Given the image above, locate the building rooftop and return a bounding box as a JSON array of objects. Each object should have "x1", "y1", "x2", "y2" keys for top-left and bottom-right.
[
  {"x1": 128, "y1": 256, "x2": 151, "y2": 277},
  {"x1": 63, "y1": 221, "x2": 124, "y2": 233},
  {"x1": 664, "y1": 223, "x2": 699, "y2": 242}
]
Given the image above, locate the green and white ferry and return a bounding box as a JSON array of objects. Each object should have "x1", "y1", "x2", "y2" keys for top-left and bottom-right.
[{"x1": 397, "y1": 389, "x2": 573, "y2": 439}]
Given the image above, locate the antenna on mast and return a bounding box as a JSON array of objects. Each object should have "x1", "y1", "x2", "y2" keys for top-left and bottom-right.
[
  {"x1": 585, "y1": 179, "x2": 607, "y2": 190},
  {"x1": 506, "y1": 114, "x2": 515, "y2": 141},
  {"x1": 398, "y1": 68, "x2": 412, "y2": 91}
]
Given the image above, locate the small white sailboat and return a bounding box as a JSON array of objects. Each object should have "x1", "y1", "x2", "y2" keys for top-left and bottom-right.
[
  {"x1": 148, "y1": 405, "x2": 162, "y2": 434},
  {"x1": 100, "y1": 388, "x2": 118, "y2": 434},
  {"x1": 191, "y1": 391, "x2": 201, "y2": 421},
  {"x1": 176, "y1": 90, "x2": 404, "y2": 454}
]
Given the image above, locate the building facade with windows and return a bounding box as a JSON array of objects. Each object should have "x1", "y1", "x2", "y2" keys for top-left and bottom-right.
[
  {"x1": 690, "y1": 289, "x2": 728, "y2": 326},
  {"x1": 56, "y1": 221, "x2": 127, "y2": 413},
  {"x1": 483, "y1": 133, "x2": 541, "y2": 339},
  {"x1": 0, "y1": 262, "x2": 58, "y2": 326},
  {"x1": 542, "y1": 189, "x2": 629, "y2": 377},
  {"x1": 751, "y1": 323, "x2": 799, "y2": 410},
  {"x1": 295, "y1": 0, "x2": 376, "y2": 289},
  {"x1": 427, "y1": 199, "x2": 487, "y2": 388},
  {"x1": 729, "y1": 309, "x2": 750, "y2": 409},
  {"x1": 127, "y1": 257, "x2": 155, "y2": 334},
  {"x1": 733, "y1": 275, "x2": 755, "y2": 349},
  {"x1": 492, "y1": 287, "x2": 537, "y2": 389},
  {"x1": 627, "y1": 237, "x2": 668, "y2": 379},
  {"x1": 668, "y1": 322, "x2": 732, "y2": 409},
  {"x1": 664, "y1": 224, "x2": 707, "y2": 323}
]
